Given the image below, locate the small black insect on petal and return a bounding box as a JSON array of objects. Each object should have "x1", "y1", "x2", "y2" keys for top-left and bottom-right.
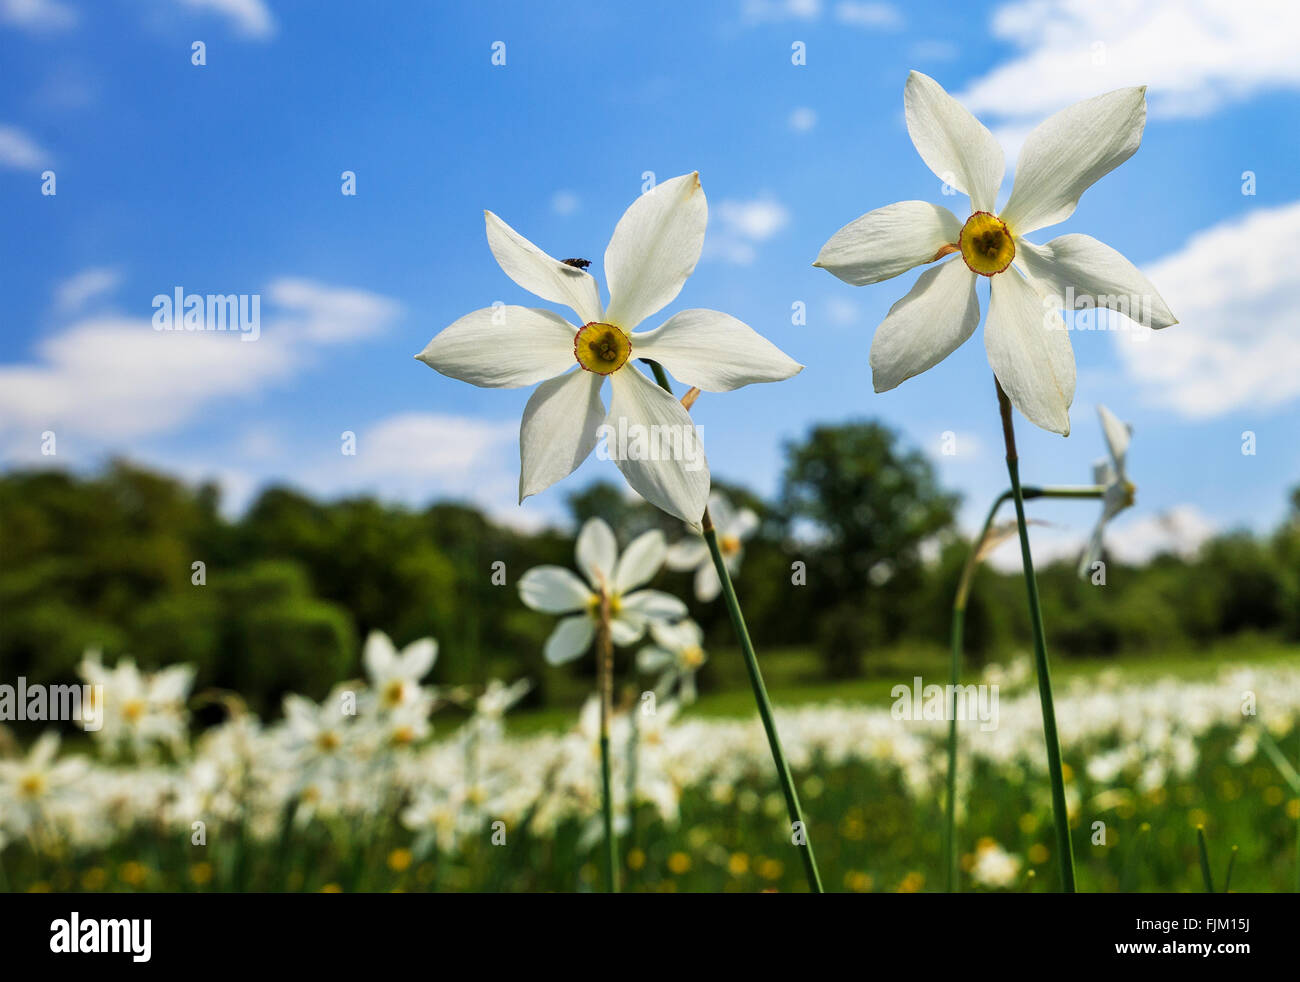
[{"x1": 560, "y1": 258, "x2": 591, "y2": 270}]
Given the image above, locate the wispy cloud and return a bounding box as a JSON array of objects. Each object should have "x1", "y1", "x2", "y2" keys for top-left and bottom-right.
[
  {"x1": 551, "y1": 190, "x2": 579, "y2": 216},
  {"x1": 741, "y1": 0, "x2": 901, "y2": 28},
  {"x1": 170, "y1": 0, "x2": 275, "y2": 41},
  {"x1": 909, "y1": 39, "x2": 958, "y2": 62},
  {"x1": 833, "y1": 2, "x2": 902, "y2": 29},
  {"x1": 266, "y1": 278, "x2": 401, "y2": 342},
  {"x1": 705, "y1": 195, "x2": 792, "y2": 265},
  {"x1": 740, "y1": 0, "x2": 822, "y2": 24},
  {"x1": 0, "y1": 124, "x2": 51, "y2": 170},
  {"x1": 0, "y1": 278, "x2": 401, "y2": 451},
  {"x1": 247, "y1": 412, "x2": 538, "y2": 529},
  {"x1": 985, "y1": 504, "x2": 1215, "y2": 571},
  {"x1": 1115, "y1": 201, "x2": 1300, "y2": 417},
  {"x1": 0, "y1": 0, "x2": 76, "y2": 34},
  {"x1": 959, "y1": 0, "x2": 1300, "y2": 126},
  {"x1": 788, "y1": 106, "x2": 817, "y2": 131},
  {"x1": 54, "y1": 268, "x2": 121, "y2": 314},
  {"x1": 824, "y1": 295, "x2": 860, "y2": 327}
]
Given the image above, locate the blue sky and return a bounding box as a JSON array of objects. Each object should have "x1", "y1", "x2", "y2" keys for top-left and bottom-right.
[{"x1": 2, "y1": 0, "x2": 1298, "y2": 567}]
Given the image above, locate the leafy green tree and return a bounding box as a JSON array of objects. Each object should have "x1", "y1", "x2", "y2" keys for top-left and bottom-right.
[{"x1": 779, "y1": 421, "x2": 959, "y2": 677}]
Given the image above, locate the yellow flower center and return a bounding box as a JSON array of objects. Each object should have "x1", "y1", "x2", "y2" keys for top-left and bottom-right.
[
  {"x1": 382, "y1": 680, "x2": 406, "y2": 707},
  {"x1": 719, "y1": 534, "x2": 741, "y2": 557},
  {"x1": 681, "y1": 646, "x2": 705, "y2": 669},
  {"x1": 122, "y1": 699, "x2": 146, "y2": 722},
  {"x1": 315, "y1": 730, "x2": 341, "y2": 752},
  {"x1": 19, "y1": 773, "x2": 46, "y2": 798},
  {"x1": 574, "y1": 322, "x2": 631, "y2": 375},
  {"x1": 959, "y1": 211, "x2": 1015, "y2": 276}
]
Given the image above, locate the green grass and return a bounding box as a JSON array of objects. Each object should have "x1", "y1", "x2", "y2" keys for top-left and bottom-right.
[{"x1": 8, "y1": 717, "x2": 1296, "y2": 894}]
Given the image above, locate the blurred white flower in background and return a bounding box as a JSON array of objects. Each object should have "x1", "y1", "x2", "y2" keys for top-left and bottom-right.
[
  {"x1": 969, "y1": 838, "x2": 1022, "y2": 889},
  {"x1": 638, "y1": 619, "x2": 708, "y2": 704},
  {"x1": 0, "y1": 732, "x2": 87, "y2": 840},
  {"x1": 78, "y1": 651, "x2": 194, "y2": 758},
  {"x1": 282, "y1": 684, "x2": 363, "y2": 782},
  {"x1": 472, "y1": 679, "x2": 533, "y2": 741},
  {"x1": 666, "y1": 493, "x2": 759, "y2": 601},
  {"x1": 362, "y1": 630, "x2": 438, "y2": 712},
  {"x1": 0, "y1": 650, "x2": 1297, "y2": 872},
  {"x1": 517, "y1": 518, "x2": 686, "y2": 664},
  {"x1": 1078, "y1": 404, "x2": 1136, "y2": 578}
]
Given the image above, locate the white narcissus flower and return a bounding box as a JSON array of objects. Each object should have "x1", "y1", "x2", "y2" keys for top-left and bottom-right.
[
  {"x1": 0, "y1": 732, "x2": 87, "y2": 837},
  {"x1": 417, "y1": 172, "x2": 803, "y2": 525},
  {"x1": 282, "y1": 685, "x2": 360, "y2": 777},
  {"x1": 363, "y1": 630, "x2": 438, "y2": 711},
  {"x1": 78, "y1": 651, "x2": 194, "y2": 756},
  {"x1": 815, "y1": 71, "x2": 1176, "y2": 436},
  {"x1": 1078, "y1": 404, "x2": 1135, "y2": 578},
  {"x1": 469, "y1": 678, "x2": 533, "y2": 741},
  {"x1": 666, "y1": 492, "x2": 759, "y2": 601},
  {"x1": 637, "y1": 618, "x2": 707, "y2": 704},
  {"x1": 517, "y1": 518, "x2": 687, "y2": 665},
  {"x1": 475, "y1": 678, "x2": 532, "y2": 721}
]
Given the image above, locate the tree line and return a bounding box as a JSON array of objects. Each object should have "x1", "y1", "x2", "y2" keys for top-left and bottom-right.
[{"x1": 2, "y1": 421, "x2": 1296, "y2": 715}]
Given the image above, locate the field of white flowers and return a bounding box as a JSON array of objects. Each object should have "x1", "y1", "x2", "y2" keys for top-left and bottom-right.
[{"x1": 2, "y1": 635, "x2": 1296, "y2": 893}]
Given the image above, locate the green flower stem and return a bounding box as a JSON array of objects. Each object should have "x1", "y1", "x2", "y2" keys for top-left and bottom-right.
[
  {"x1": 944, "y1": 483, "x2": 1102, "y2": 892},
  {"x1": 944, "y1": 605, "x2": 965, "y2": 893},
  {"x1": 625, "y1": 687, "x2": 640, "y2": 875},
  {"x1": 703, "y1": 522, "x2": 824, "y2": 892},
  {"x1": 643, "y1": 358, "x2": 673, "y2": 392},
  {"x1": 995, "y1": 377, "x2": 1076, "y2": 892},
  {"x1": 1256, "y1": 728, "x2": 1300, "y2": 892},
  {"x1": 1195, "y1": 826, "x2": 1215, "y2": 892},
  {"x1": 596, "y1": 595, "x2": 619, "y2": 893},
  {"x1": 644, "y1": 358, "x2": 824, "y2": 893}
]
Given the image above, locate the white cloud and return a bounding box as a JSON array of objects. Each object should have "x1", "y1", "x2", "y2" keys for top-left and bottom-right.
[
  {"x1": 1106, "y1": 505, "x2": 1216, "y2": 563},
  {"x1": 833, "y1": 2, "x2": 901, "y2": 29},
  {"x1": 279, "y1": 412, "x2": 541, "y2": 530},
  {"x1": 706, "y1": 239, "x2": 758, "y2": 265},
  {"x1": 171, "y1": 0, "x2": 274, "y2": 40},
  {"x1": 551, "y1": 190, "x2": 579, "y2": 216},
  {"x1": 0, "y1": 316, "x2": 298, "y2": 445},
  {"x1": 958, "y1": 0, "x2": 1300, "y2": 127},
  {"x1": 741, "y1": 0, "x2": 901, "y2": 28},
  {"x1": 824, "y1": 296, "x2": 860, "y2": 326},
  {"x1": 741, "y1": 0, "x2": 822, "y2": 23},
  {"x1": 718, "y1": 197, "x2": 790, "y2": 240},
  {"x1": 0, "y1": 124, "x2": 50, "y2": 170},
  {"x1": 267, "y1": 277, "x2": 401, "y2": 342},
  {"x1": 117, "y1": 411, "x2": 544, "y2": 530},
  {"x1": 54, "y1": 268, "x2": 121, "y2": 313},
  {"x1": 0, "y1": 0, "x2": 76, "y2": 33},
  {"x1": 909, "y1": 39, "x2": 958, "y2": 62},
  {"x1": 1115, "y1": 201, "x2": 1300, "y2": 417},
  {"x1": 706, "y1": 196, "x2": 792, "y2": 266},
  {"x1": 0, "y1": 278, "x2": 401, "y2": 451},
  {"x1": 352, "y1": 412, "x2": 517, "y2": 485},
  {"x1": 985, "y1": 504, "x2": 1216, "y2": 571},
  {"x1": 788, "y1": 106, "x2": 817, "y2": 131}
]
